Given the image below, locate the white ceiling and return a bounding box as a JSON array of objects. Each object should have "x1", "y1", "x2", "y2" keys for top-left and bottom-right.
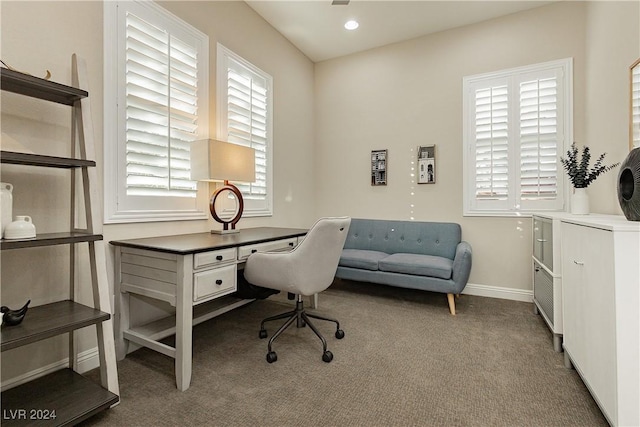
[{"x1": 246, "y1": 1, "x2": 555, "y2": 62}]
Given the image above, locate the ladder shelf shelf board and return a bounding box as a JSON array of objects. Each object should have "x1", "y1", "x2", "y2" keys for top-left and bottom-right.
[
  {"x1": 1, "y1": 300, "x2": 111, "y2": 352},
  {"x1": 0, "y1": 232, "x2": 103, "y2": 250},
  {"x1": 0, "y1": 67, "x2": 87, "y2": 105},
  {"x1": 0, "y1": 151, "x2": 96, "y2": 168},
  {"x1": 0, "y1": 369, "x2": 118, "y2": 427}
]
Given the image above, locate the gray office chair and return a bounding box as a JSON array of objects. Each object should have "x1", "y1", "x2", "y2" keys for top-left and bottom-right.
[{"x1": 244, "y1": 217, "x2": 351, "y2": 363}]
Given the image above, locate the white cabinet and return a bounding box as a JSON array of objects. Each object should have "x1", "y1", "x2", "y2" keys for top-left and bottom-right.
[
  {"x1": 532, "y1": 213, "x2": 571, "y2": 352},
  {"x1": 561, "y1": 215, "x2": 640, "y2": 427}
]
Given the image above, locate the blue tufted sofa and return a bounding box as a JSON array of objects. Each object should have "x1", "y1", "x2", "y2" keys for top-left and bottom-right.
[{"x1": 335, "y1": 218, "x2": 472, "y2": 315}]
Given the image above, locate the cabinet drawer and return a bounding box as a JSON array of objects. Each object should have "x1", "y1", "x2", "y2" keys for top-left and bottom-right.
[
  {"x1": 533, "y1": 217, "x2": 543, "y2": 261},
  {"x1": 533, "y1": 260, "x2": 554, "y2": 326},
  {"x1": 193, "y1": 247, "x2": 236, "y2": 269},
  {"x1": 533, "y1": 216, "x2": 553, "y2": 271},
  {"x1": 193, "y1": 264, "x2": 237, "y2": 302},
  {"x1": 238, "y1": 238, "x2": 297, "y2": 260}
]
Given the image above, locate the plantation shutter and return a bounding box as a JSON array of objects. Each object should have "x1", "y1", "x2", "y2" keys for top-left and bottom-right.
[
  {"x1": 463, "y1": 59, "x2": 570, "y2": 215},
  {"x1": 519, "y1": 76, "x2": 559, "y2": 200},
  {"x1": 474, "y1": 84, "x2": 510, "y2": 201},
  {"x1": 225, "y1": 59, "x2": 268, "y2": 200},
  {"x1": 125, "y1": 12, "x2": 198, "y2": 198}
]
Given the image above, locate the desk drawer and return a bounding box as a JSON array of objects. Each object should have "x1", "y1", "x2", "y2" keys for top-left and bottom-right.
[
  {"x1": 238, "y1": 238, "x2": 297, "y2": 260},
  {"x1": 193, "y1": 264, "x2": 237, "y2": 302},
  {"x1": 194, "y1": 247, "x2": 236, "y2": 269}
]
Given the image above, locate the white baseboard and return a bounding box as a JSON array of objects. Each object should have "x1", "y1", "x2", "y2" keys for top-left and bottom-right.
[
  {"x1": 1, "y1": 347, "x2": 100, "y2": 391},
  {"x1": 462, "y1": 282, "x2": 533, "y2": 302}
]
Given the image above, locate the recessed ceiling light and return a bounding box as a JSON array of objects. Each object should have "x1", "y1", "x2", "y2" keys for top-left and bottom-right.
[{"x1": 344, "y1": 20, "x2": 359, "y2": 30}]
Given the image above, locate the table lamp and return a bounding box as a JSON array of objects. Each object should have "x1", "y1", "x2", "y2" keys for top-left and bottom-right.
[{"x1": 190, "y1": 139, "x2": 256, "y2": 234}]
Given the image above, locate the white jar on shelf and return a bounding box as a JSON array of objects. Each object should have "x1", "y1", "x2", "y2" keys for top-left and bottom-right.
[{"x1": 4, "y1": 215, "x2": 36, "y2": 240}]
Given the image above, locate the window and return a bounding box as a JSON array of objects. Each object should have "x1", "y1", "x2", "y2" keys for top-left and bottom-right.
[
  {"x1": 217, "y1": 44, "x2": 273, "y2": 217},
  {"x1": 104, "y1": 1, "x2": 209, "y2": 223},
  {"x1": 462, "y1": 58, "x2": 572, "y2": 216}
]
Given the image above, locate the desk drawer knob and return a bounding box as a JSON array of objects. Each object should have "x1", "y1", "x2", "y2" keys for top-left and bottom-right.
[
  {"x1": 216, "y1": 255, "x2": 223, "y2": 261},
  {"x1": 216, "y1": 279, "x2": 223, "y2": 285},
  {"x1": 251, "y1": 249, "x2": 257, "y2": 253},
  {"x1": 289, "y1": 242, "x2": 294, "y2": 247}
]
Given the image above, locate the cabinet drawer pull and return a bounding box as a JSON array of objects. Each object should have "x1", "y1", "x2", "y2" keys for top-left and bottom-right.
[
  {"x1": 216, "y1": 255, "x2": 223, "y2": 261},
  {"x1": 573, "y1": 260, "x2": 584, "y2": 266},
  {"x1": 216, "y1": 279, "x2": 223, "y2": 285},
  {"x1": 289, "y1": 242, "x2": 294, "y2": 247},
  {"x1": 251, "y1": 249, "x2": 257, "y2": 253},
  {"x1": 536, "y1": 239, "x2": 547, "y2": 242}
]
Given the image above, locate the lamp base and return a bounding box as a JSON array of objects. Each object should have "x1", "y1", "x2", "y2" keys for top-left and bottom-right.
[
  {"x1": 210, "y1": 181, "x2": 245, "y2": 235},
  {"x1": 211, "y1": 228, "x2": 240, "y2": 235}
]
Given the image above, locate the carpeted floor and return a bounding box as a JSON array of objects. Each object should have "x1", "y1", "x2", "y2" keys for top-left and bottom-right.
[{"x1": 82, "y1": 280, "x2": 607, "y2": 426}]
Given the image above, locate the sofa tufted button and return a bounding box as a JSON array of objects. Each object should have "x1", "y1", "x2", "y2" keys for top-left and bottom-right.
[
  {"x1": 417, "y1": 239, "x2": 422, "y2": 243},
  {"x1": 400, "y1": 236, "x2": 404, "y2": 241},
  {"x1": 436, "y1": 239, "x2": 440, "y2": 244},
  {"x1": 369, "y1": 234, "x2": 373, "y2": 239},
  {"x1": 384, "y1": 235, "x2": 389, "y2": 240},
  {"x1": 354, "y1": 233, "x2": 358, "y2": 237}
]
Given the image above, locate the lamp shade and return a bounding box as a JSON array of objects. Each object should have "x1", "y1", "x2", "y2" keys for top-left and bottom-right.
[{"x1": 190, "y1": 139, "x2": 255, "y2": 183}]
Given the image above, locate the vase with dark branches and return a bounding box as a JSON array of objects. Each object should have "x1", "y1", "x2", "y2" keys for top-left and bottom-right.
[{"x1": 560, "y1": 143, "x2": 620, "y2": 214}]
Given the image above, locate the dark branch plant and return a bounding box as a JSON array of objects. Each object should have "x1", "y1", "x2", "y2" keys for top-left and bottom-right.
[{"x1": 560, "y1": 143, "x2": 620, "y2": 188}]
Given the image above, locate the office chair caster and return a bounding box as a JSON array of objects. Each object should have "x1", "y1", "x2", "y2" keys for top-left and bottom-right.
[
  {"x1": 335, "y1": 329, "x2": 345, "y2": 339},
  {"x1": 259, "y1": 329, "x2": 268, "y2": 339},
  {"x1": 266, "y1": 351, "x2": 278, "y2": 363},
  {"x1": 322, "y1": 350, "x2": 333, "y2": 363}
]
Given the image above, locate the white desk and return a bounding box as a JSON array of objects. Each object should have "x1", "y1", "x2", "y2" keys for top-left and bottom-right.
[{"x1": 110, "y1": 227, "x2": 307, "y2": 391}]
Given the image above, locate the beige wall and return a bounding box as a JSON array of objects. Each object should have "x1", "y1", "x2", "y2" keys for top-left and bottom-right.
[
  {"x1": 583, "y1": 1, "x2": 640, "y2": 213},
  {"x1": 0, "y1": 0, "x2": 316, "y2": 382},
  {"x1": 314, "y1": 1, "x2": 639, "y2": 292}
]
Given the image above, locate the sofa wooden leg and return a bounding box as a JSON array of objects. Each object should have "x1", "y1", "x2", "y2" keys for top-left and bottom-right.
[{"x1": 447, "y1": 293, "x2": 456, "y2": 315}]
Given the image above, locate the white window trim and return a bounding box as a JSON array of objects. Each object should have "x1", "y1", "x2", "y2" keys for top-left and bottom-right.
[
  {"x1": 103, "y1": 0, "x2": 209, "y2": 224},
  {"x1": 216, "y1": 43, "x2": 274, "y2": 217},
  {"x1": 462, "y1": 58, "x2": 573, "y2": 217}
]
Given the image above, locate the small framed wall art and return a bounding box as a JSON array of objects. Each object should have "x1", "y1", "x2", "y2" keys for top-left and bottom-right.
[
  {"x1": 371, "y1": 149, "x2": 387, "y2": 186},
  {"x1": 417, "y1": 145, "x2": 436, "y2": 184}
]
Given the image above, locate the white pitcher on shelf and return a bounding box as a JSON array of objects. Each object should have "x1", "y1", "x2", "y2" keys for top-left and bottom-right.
[{"x1": 1, "y1": 182, "x2": 13, "y2": 238}]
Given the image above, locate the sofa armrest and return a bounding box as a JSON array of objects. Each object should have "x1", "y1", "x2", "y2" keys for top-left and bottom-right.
[{"x1": 451, "y1": 241, "x2": 472, "y2": 293}]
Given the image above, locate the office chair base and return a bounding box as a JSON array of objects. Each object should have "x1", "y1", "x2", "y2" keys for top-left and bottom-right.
[{"x1": 259, "y1": 296, "x2": 344, "y2": 363}]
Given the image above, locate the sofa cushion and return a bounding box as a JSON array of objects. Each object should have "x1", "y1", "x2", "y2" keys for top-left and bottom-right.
[
  {"x1": 340, "y1": 249, "x2": 389, "y2": 271},
  {"x1": 378, "y1": 253, "x2": 453, "y2": 279},
  {"x1": 343, "y1": 218, "x2": 461, "y2": 260}
]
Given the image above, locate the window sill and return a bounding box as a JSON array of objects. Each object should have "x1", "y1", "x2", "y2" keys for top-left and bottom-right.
[
  {"x1": 104, "y1": 210, "x2": 208, "y2": 224},
  {"x1": 463, "y1": 210, "x2": 567, "y2": 218}
]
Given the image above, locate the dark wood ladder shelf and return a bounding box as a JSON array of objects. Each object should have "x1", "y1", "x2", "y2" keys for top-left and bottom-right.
[
  {"x1": 1, "y1": 151, "x2": 95, "y2": 169},
  {"x1": 1, "y1": 55, "x2": 119, "y2": 424},
  {"x1": 0, "y1": 67, "x2": 87, "y2": 105},
  {"x1": 1, "y1": 232, "x2": 103, "y2": 250},
  {"x1": 1, "y1": 300, "x2": 110, "y2": 352},
  {"x1": 1, "y1": 369, "x2": 119, "y2": 427}
]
